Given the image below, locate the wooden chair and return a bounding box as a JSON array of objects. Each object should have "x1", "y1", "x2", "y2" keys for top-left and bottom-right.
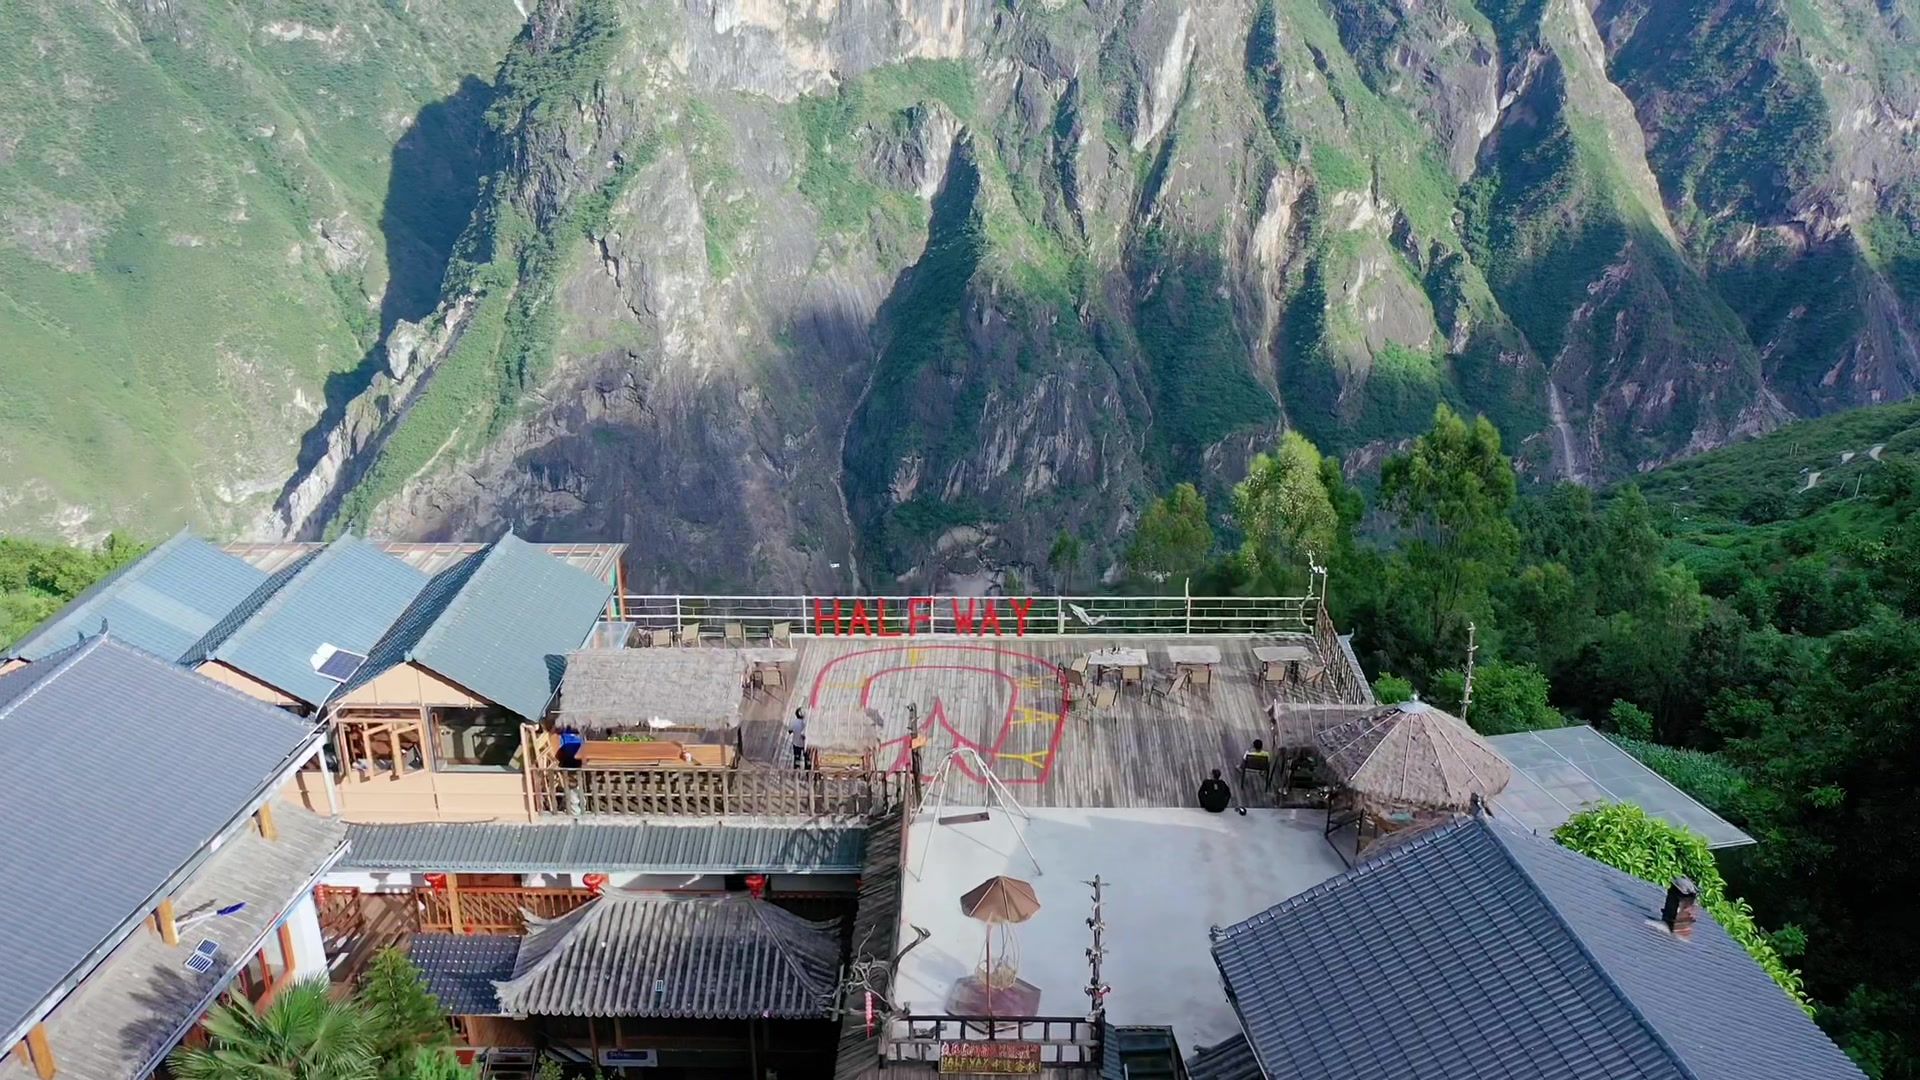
[
  {"x1": 1070, "y1": 654, "x2": 1089, "y2": 676},
  {"x1": 1093, "y1": 683, "x2": 1118, "y2": 712},
  {"x1": 761, "y1": 665, "x2": 785, "y2": 692},
  {"x1": 649, "y1": 628, "x2": 674, "y2": 648},
  {"x1": 771, "y1": 622, "x2": 792, "y2": 647},
  {"x1": 724, "y1": 622, "x2": 746, "y2": 647},
  {"x1": 1262, "y1": 663, "x2": 1286, "y2": 684},
  {"x1": 1120, "y1": 665, "x2": 1144, "y2": 692},
  {"x1": 1189, "y1": 665, "x2": 1213, "y2": 690},
  {"x1": 679, "y1": 622, "x2": 701, "y2": 646}
]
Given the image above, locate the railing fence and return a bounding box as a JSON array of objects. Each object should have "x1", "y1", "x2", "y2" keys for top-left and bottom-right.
[
  {"x1": 883, "y1": 1015, "x2": 1103, "y2": 1067},
  {"x1": 528, "y1": 764, "x2": 902, "y2": 819},
  {"x1": 610, "y1": 593, "x2": 1319, "y2": 639}
]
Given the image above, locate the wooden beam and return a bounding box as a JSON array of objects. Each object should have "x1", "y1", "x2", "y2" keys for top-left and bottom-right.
[
  {"x1": 255, "y1": 802, "x2": 278, "y2": 841},
  {"x1": 156, "y1": 898, "x2": 179, "y2": 946},
  {"x1": 446, "y1": 873, "x2": 465, "y2": 935},
  {"x1": 25, "y1": 1024, "x2": 54, "y2": 1080}
]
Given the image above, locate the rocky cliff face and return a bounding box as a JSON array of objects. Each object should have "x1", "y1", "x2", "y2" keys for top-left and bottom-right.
[{"x1": 217, "y1": 0, "x2": 1920, "y2": 589}]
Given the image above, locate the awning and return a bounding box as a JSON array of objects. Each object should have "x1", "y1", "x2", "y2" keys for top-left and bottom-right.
[{"x1": 338, "y1": 821, "x2": 868, "y2": 875}]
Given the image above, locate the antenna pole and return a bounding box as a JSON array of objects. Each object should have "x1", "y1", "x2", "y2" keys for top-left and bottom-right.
[
  {"x1": 1084, "y1": 876, "x2": 1109, "y2": 1018},
  {"x1": 1460, "y1": 621, "x2": 1478, "y2": 721}
]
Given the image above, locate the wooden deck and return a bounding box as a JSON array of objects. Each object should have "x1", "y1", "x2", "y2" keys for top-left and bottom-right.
[{"x1": 734, "y1": 635, "x2": 1370, "y2": 810}]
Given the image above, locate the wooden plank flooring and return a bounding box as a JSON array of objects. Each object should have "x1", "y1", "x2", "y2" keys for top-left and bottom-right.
[{"x1": 738, "y1": 635, "x2": 1369, "y2": 810}]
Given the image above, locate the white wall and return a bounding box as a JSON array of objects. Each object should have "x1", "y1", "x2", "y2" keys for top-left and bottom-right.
[
  {"x1": 283, "y1": 893, "x2": 329, "y2": 981},
  {"x1": 323, "y1": 870, "x2": 426, "y2": 891}
]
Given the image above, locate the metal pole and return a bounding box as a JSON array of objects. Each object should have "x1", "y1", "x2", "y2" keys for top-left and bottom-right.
[{"x1": 1461, "y1": 621, "x2": 1478, "y2": 721}]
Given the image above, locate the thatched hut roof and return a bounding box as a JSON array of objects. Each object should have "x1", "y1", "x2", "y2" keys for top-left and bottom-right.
[
  {"x1": 1314, "y1": 701, "x2": 1511, "y2": 811},
  {"x1": 1267, "y1": 701, "x2": 1373, "y2": 751},
  {"x1": 556, "y1": 649, "x2": 746, "y2": 733}
]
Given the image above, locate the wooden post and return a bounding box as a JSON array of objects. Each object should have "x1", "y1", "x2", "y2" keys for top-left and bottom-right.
[
  {"x1": 156, "y1": 898, "x2": 179, "y2": 946},
  {"x1": 255, "y1": 802, "x2": 278, "y2": 841},
  {"x1": 278, "y1": 922, "x2": 298, "y2": 974},
  {"x1": 24, "y1": 1024, "x2": 54, "y2": 1080},
  {"x1": 446, "y1": 874, "x2": 466, "y2": 934}
]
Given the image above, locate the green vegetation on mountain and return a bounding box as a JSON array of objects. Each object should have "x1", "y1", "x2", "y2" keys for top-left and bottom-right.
[
  {"x1": 0, "y1": 534, "x2": 146, "y2": 649},
  {"x1": 1121, "y1": 395, "x2": 1920, "y2": 1073},
  {"x1": 0, "y1": 0, "x2": 523, "y2": 537}
]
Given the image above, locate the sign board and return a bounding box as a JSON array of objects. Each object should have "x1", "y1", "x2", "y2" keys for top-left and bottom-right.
[
  {"x1": 597, "y1": 1048, "x2": 659, "y2": 1067},
  {"x1": 938, "y1": 1041, "x2": 1042, "y2": 1075}
]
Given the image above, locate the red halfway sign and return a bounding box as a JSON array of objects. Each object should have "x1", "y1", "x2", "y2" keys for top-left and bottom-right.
[{"x1": 812, "y1": 597, "x2": 1036, "y2": 637}]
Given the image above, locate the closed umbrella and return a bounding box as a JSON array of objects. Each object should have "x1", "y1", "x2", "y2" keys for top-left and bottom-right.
[{"x1": 961, "y1": 876, "x2": 1041, "y2": 1015}]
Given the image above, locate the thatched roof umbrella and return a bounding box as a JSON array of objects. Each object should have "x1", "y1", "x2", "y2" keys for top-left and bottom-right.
[
  {"x1": 1313, "y1": 700, "x2": 1511, "y2": 812},
  {"x1": 1266, "y1": 699, "x2": 1373, "y2": 752},
  {"x1": 960, "y1": 876, "x2": 1040, "y2": 1015}
]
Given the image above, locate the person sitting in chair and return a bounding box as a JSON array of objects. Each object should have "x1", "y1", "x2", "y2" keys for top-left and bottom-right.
[
  {"x1": 1241, "y1": 738, "x2": 1273, "y2": 775},
  {"x1": 1198, "y1": 769, "x2": 1234, "y2": 814}
]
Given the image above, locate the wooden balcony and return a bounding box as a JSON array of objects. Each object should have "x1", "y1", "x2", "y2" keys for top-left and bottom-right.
[
  {"x1": 527, "y1": 764, "x2": 904, "y2": 819},
  {"x1": 419, "y1": 886, "x2": 596, "y2": 934}
]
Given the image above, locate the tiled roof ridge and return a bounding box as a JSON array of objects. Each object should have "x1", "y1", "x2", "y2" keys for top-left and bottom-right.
[
  {"x1": 409, "y1": 533, "x2": 513, "y2": 660},
  {"x1": 6, "y1": 532, "x2": 191, "y2": 658},
  {"x1": 1213, "y1": 813, "x2": 1480, "y2": 944},
  {"x1": 1480, "y1": 817, "x2": 1703, "y2": 1080},
  {"x1": 185, "y1": 548, "x2": 322, "y2": 665},
  {"x1": 0, "y1": 634, "x2": 105, "y2": 722},
  {"x1": 743, "y1": 897, "x2": 840, "y2": 999},
  {"x1": 212, "y1": 533, "x2": 364, "y2": 661}
]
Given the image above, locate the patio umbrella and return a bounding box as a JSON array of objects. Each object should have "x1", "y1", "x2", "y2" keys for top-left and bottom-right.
[{"x1": 961, "y1": 876, "x2": 1041, "y2": 1015}]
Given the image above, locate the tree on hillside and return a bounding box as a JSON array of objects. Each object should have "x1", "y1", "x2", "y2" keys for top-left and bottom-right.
[
  {"x1": 169, "y1": 983, "x2": 377, "y2": 1080},
  {"x1": 356, "y1": 950, "x2": 450, "y2": 1078},
  {"x1": 0, "y1": 534, "x2": 148, "y2": 649},
  {"x1": 1592, "y1": 486, "x2": 1664, "y2": 614},
  {"x1": 1233, "y1": 432, "x2": 1336, "y2": 591},
  {"x1": 1376, "y1": 404, "x2": 1518, "y2": 676},
  {"x1": 1048, "y1": 530, "x2": 1084, "y2": 592},
  {"x1": 1125, "y1": 483, "x2": 1214, "y2": 585},
  {"x1": 1554, "y1": 803, "x2": 1810, "y2": 1012},
  {"x1": 1431, "y1": 659, "x2": 1562, "y2": 735}
]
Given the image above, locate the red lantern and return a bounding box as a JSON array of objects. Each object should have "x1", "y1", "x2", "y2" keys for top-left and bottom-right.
[
  {"x1": 423, "y1": 873, "x2": 447, "y2": 892},
  {"x1": 583, "y1": 873, "x2": 608, "y2": 895},
  {"x1": 745, "y1": 874, "x2": 767, "y2": 899}
]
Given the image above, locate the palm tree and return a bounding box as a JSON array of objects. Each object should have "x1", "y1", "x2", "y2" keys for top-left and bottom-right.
[{"x1": 169, "y1": 982, "x2": 377, "y2": 1080}]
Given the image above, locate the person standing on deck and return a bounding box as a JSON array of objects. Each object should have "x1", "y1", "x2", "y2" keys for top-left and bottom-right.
[{"x1": 788, "y1": 706, "x2": 810, "y2": 770}]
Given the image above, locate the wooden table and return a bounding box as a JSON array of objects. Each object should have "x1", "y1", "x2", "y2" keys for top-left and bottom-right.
[
  {"x1": 738, "y1": 647, "x2": 798, "y2": 664},
  {"x1": 1087, "y1": 648, "x2": 1149, "y2": 668},
  {"x1": 1164, "y1": 644, "x2": 1222, "y2": 666},
  {"x1": 1254, "y1": 644, "x2": 1314, "y2": 682}
]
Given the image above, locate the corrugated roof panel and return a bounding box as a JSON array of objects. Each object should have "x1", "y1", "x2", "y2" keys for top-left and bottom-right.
[
  {"x1": 1489, "y1": 726, "x2": 1754, "y2": 849},
  {"x1": 0, "y1": 638, "x2": 314, "y2": 1044},
  {"x1": 1210, "y1": 815, "x2": 1864, "y2": 1080},
  {"x1": 338, "y1": 822, "x2": 868, "y2": 874},
  {"x1": 6, "y1": 533, "x2": 266, "y2": 662},
  {"x1": 406, "y1": 534, "x2": 611, "y2": 719},
  {"x1": 206, "y1": 535, "x2": 428, "y2": 705}
]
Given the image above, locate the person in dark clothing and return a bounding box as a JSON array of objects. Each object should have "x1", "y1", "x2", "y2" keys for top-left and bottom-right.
[
  {"x1": 788, "y1": 707, "x2": 810, "y2": 770},
  {"x1": 1199, "y1": 769, "x2": 1234, "y2": 813}
]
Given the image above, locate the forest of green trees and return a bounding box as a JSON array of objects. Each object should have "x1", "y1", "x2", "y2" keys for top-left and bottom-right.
[{"x1": 1126, "y1": 404, "x2": 1920, "y2": 1076}]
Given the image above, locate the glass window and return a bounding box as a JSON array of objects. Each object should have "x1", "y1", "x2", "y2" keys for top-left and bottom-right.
[{"x1": 433, "y1": 713, "x2": 522, "y2": 769}]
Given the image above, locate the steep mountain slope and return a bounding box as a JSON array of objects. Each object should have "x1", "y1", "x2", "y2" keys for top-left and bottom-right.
[
  {"x1": 14, "y1": 0, "x2": 1920, "y2": 592},
  {"x1": 0, "y1": 0, "x2": 523, "y2": 541}
]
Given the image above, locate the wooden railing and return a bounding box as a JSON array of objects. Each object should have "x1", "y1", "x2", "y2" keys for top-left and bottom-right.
[
  {"x1": 419, "y1": 887, "x2": 595, "y2": 934},
  {"x1": 528, "y1": 765, "x2": 903, "y2": 819},
  {"x1": 1314, "y1": 601, "x2": 1372, "y2": 705},
  {"x1": 884, "y1": 1015, "x2": 1102, "y2": 1067}
]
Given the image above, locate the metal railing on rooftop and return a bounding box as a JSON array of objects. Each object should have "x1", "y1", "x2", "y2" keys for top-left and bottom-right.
[
  {"x1": 611, "y1": 594, "x2": 1320, "y2": 637},
  {"x1": 883, "y1": 1015, "x2": 1102, "y2": 1068}
]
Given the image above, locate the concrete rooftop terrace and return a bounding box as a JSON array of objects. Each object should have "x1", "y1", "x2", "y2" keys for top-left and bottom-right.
[
  {"x1": 891, "y1": 806, "x2": 1349, "y2": 1054},
  {"x1": 726, "y1": 633, "x2": 1370, "y2": 809}
]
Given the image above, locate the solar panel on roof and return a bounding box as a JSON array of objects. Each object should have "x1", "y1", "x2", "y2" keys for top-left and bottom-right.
[
  {"x1": 310, "y1": 643, "x2": 366, "y2": 682},
  {"x1": 184, "y1": 939, "x2": 219, "y2": 974}
]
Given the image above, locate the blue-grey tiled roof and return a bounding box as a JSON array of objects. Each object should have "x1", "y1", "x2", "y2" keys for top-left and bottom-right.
[
  {"x1": 0, "y1": 636, "x2": 315, "y2": 1044},
  {"x1": 1184, "y1": 1034, "x2": 1260, "y2": 1080},
  {"x1": 406, "y1": 934, "x2": 517, "y2": 1017},
  {"x1": 4, "y1": 532, "x2": 265, "y2": 662},
  {"x1": 340, "y1": 821, "x2": 868, "y2": 874},
  {"x1": 348, "y1": 533, "x2": 610, "y2": 719},
  {"x1": 1211, "y1": 814, "x2": 1866, "y2": 1080},
  {"x1": 195, "y1": 535, "x2": 427, "y2": 705}
]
